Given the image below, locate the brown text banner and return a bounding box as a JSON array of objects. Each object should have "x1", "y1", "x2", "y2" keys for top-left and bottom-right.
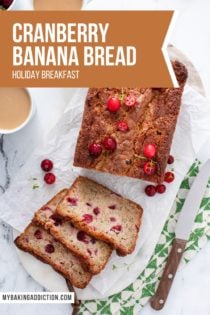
[{"x1": 0, "y1": 11, "x2": 177, "y2": 87}]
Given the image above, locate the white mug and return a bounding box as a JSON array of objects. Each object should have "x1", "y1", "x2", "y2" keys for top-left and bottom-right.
[{"x1": 0, "y1": 88, "x2": 36, "y2": 135}]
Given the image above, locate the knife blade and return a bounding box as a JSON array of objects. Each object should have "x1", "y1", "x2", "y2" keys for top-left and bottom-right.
[{"x1": 150, "y1": 159, "x2": 210, "y2": 310}]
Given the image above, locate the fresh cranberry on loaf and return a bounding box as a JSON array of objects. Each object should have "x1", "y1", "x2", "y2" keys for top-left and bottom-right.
[
  {"x1": 33, "y1": 189, "x2": 112, "y2": 275},
  {"x1": 73, "y1": 60, "x2": 188, "y2": 184},
  {"x1": 56, "y1": 176, "x2": 143, "y2": 256},
  {"x1": 14, "y1": 224, "x2": 92, "y2": 289}
]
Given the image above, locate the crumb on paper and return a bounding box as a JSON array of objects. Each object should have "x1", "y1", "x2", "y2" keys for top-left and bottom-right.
[{"x1": 32, "y1": 184, "x2": 40, "y2": 190}]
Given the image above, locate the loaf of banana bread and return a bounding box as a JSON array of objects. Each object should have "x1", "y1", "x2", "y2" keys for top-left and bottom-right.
[{"x1": 73, "y1": 60, "x2": 188, "y2": 183}]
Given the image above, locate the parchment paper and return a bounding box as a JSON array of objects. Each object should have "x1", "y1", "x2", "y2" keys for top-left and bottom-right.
[{"x1": 1, "y1": 85, "x2": 210, "y2": 299}]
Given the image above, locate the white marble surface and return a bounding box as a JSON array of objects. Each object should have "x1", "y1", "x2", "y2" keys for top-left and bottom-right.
[{"x1": 0, "y1": 0, "x2": 210, "y2": 315}]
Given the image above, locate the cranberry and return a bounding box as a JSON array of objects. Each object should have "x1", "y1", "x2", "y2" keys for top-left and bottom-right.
[
  {"x1": 108, "y1": 205, "x2": 116, "y2": 210},
  {"x1": 45, "y1": 244, "x2": 55, "y2": 254},
  {"x1": 50, "y1": 214, "x2": 63, "y2": 226},
  {"x1": 167, "y1": 155, "x2": 174, "y2": 164},
  {"x1": 91, "y1": 238, "x2": 96, "y2": 244},
  {"x1": 77, "y1": 231, "x2": 89, "y2": 244},
  {"x1": 145, "y1": 185, "x2": 156, "y2": 197},
  {"x1": 103, "y1": 137, "x2": 117, "y2": 151},
  {"x1": 107, "y1": 97, "x2": 121, "y2": 112},
  {"x1": 143, "y1": 161, "x2": 156, "y2": 175},
  {"x1": 82, "y1": 214, "x2": 93, "y2": 224},
  {"x1": 88, "y1": 143, "x2": 102, "y2": 157},
  {"x1": 93, "y1": 207, "x2": 100, "y2": 215},
  {"x1": 87, "y1": 249, "x2": 92, "y2": 256},
  {"x1": 41, "y1": 159, "x2": 53, "y2": 172},
  {"x1": 67, "y1": 197, "x2": 78, "y2": 206},
  {"x1": 24, "y1": 237, "x2": 29, "y2": 243},
  {"x1": 110, "y1": 217, "x2": 116, "y2": 222},
  {"x1": 124, "y1": 95, "x2": 137, "y2": 107},
  {"x1": 164, "y1": 172, "x2": 175, "y2": 183},
  {"x1": 143, "y1": 144, "x2": 156, "y2": 159},
  {"x1": 2, "y1": 0, "x2": 13, "y2": 8},
  {"x1": 117, "y1": 121, "x2": 129, "y2": 132},
  {"x1": 156, "y1": 184, "x2": 166, "y2": 194},
  {"x1": 34, "y1": 229, "x2": 42, "y2": 240},
  {"x1": 111, "y1": 225, "x2": 122, "y2": 233},
  {"x1": 44, "y1": 173, "x2": 56, "y2": 184}
]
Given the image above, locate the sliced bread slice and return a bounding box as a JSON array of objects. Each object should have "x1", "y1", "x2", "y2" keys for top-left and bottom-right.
[
  {"x1": 56, "y1": 176, "x2": 143, "y2": 256},
  {"x1": 15, "y1": 223, "x2": 92, "y2": 289},
  {"x1": 33, "y1": 189, "x2": 112, "y2": 275}
]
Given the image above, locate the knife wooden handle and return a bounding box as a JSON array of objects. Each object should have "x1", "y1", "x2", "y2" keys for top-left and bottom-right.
[
  {"x1": 65, "y1": 279, "x2": 81, "y2": 315},
  {"x1": 150, "y1": 238, "x2": 187, "y2": 310}
]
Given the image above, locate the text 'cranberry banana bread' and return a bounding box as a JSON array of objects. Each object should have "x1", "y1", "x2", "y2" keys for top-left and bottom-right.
[
  {"x1": 33, "y1": 189, "x2": 113, "y2": 275},
  {"x1": 73, "y1": 60, "x2": 188, "y2": 184},
  {"x1": 15, "y1": 224, "x2": 92, "y2": 289},
  {"x1": 56, "y1": 176, "x2": 143, "y2": 256}
]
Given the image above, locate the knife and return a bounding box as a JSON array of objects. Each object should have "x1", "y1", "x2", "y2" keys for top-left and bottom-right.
[{"x1": 150, "y1": 159, "x2": 210, "y2": 310}]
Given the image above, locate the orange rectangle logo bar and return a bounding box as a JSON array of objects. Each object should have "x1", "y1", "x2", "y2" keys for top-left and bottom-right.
[{"x1": 0, "y1": 11, "x2": 176, "y2": 87}]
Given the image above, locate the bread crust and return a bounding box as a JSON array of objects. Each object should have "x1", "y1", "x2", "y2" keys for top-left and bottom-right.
[
  {"x1": 73, "y1": 60, "x2": 188, "y2": 184},
  {"x1": 14, "y1": 224, "x2": 92, "y2": 289},
  {"x1": 56, "y1": 176, "x2": 143, "y2": 256}
]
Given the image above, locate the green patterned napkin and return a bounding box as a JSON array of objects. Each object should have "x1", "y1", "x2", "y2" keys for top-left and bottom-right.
[{"x1": 78, "y1": 160, "x2": 210, "y2": 315}]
